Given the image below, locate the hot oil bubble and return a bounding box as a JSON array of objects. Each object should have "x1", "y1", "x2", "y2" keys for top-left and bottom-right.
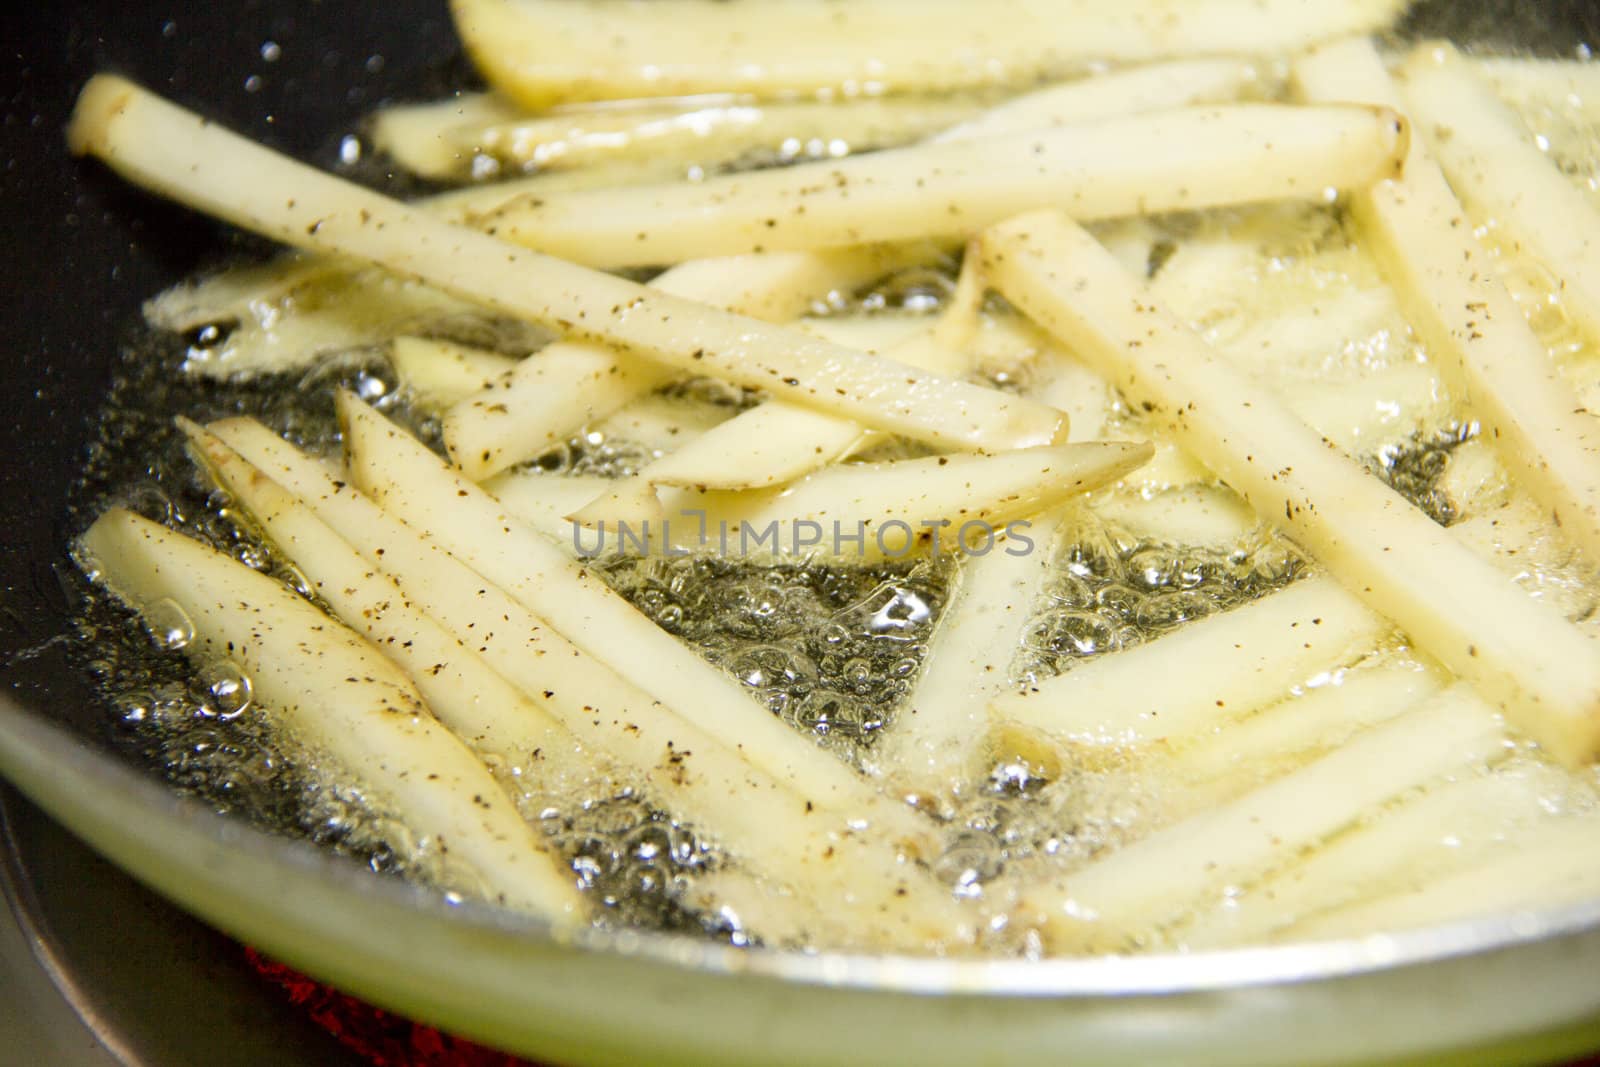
[
  {"x1": 194, "y1": 660, "x2": 253, "y2": 720},
  {"x1": 146, "y1": 598, "x2": 195, "y2": 651}
]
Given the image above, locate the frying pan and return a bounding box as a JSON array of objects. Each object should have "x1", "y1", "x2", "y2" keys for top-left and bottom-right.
[{"x1": 7, "y1": 3, "x2": 1600, "y2": 1064}]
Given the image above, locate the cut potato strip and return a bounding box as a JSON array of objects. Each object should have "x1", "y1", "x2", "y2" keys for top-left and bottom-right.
[
  {"x1": 369, "y1": 92, "x2": 525, "y2": 180},
  {"x1": 990, "y1": 576, "x2": 1388, "y2": 746},
  {"x1": 1091, "y1": 485, "x2": 1257, "y2": 549},
  {"x1": 390, "y1": 336, "x2": 518, "y2": 410},
  {"x1": 1295, "y1": 39, "x2": 1600, "y2": 571},
  {"x1": 1289, "y1": 815, "x2": 1600, "y2": 940},
  {"x1": 480, "y1": 474, "x2": 618, "y2": 544},
  {"x1": 452, "y1": 0, "x2": 1405, "y2": 107},
  {"x1": 561, "y1": 443, "x2": 1153, "y2": 560},
  {"x1": 485, "y1": 104, "x2": 1410, "y2": 268},
  {"x1": 183, "y1": 420, "x2": 570, "y2": 765},
  {"x1": 77, "y1": 508, "x2": 584, "y2": 921},
  {"x1": 1471, "y1": 56, "x2": 1600, "y2": 117},
  {"x1": 1403, "y1": 42, "x2": 1600, "y2": 346},
  {"x1": 144, "y1": 254, "x2": 338, "y2": 335},
  {"x1": 441, "y1": 244, "x2": 931, "y2": 482},
  {"x1": 931, "y1": 59, "x2": 1259, "y2": 144},
  {"x1": 332, "y1": 395, "x2": 932, "y2": 839},
  {"x1": 69, "y1": 77, "x2": 1064, "y2": 456},
  {"x1": 439, "y1": 56, "x2": 1275, "y2": 480},
  {"x1": 1182, "y1": 760, "x2": 1567, "y2": 947},
  {"x1": 437, "y1": 97, "x2": 978, "y2": 184},
  {"x1": 1176, "y1": 657, "x2": 1448, "y2": 787},
  {"x1": 198, "y1": 423, "x2": 962, "y2": 948},
  {"x1": 879, "y1": 505, "x2": 1072, "y2": 802},
  {"x1": 573, "y1": 322, "x2": 971, "y2": 519},
  {"x1": 1020, "y1": 684, "x2": 1507, "y2": 951},
  {"x1": 981, "y1": 210, "x2": 1600, "y2": 766}
]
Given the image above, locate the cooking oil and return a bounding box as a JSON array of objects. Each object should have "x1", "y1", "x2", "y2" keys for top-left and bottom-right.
[{"x1": 60, "y1": 53, "x2": 1600, "y2": 956}]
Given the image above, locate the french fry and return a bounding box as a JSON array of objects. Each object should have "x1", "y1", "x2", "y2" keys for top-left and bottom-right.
[
  {"x1": 333, "y1": 394, "x2": 936, "y2": 840},
  {"x1": 1019, "y1": 683, "x2": 1507, "y2": 951},
  {"x1": 77, "y1": 508, "x2": 585, "y2": 921},
  {"x1": 560, "y1": 442, "x2": 1153, "y2": 560},
  {"x1": 569, "y1": 312, "x2": 972, "y2": 519},
  {"x1": 1295, "y1": 39, "x2": 1600, "y2": 571},
  {"x1": 389, "y1": 336, "x2": 518, "y2": 409},
  {"x1": 440, "y1": 57, "x2": 1275, "y2": 480},
  {"x1": 182, "y1": 419, "x2": 570, "y2": 766},
  {"x1": 878, "y1": 505, "x2": 1071, "y2": 804},
  {"x1": 440, "y1": 243, "x2": 933, "y2": 482},
  {"x1": 484, "y1": 104, "x2": 1410, "y2": 269},
  {"x1": 1091, "y1": 485, "x2": 1257, "y2": 549},
  {"x1": 1288, "y1": 815, "x2": 1600, "y2": 940},
  {"x1": 1181, "y1": 759, "x2": 1566, "y2": 947},
  {"x1": 931, "y1": 59, "x2": 1259, "y2": 144},
  {"x1": 438, "y1": 97, "x2": 977, "y2": 184},
  {"x1": 484, "y1": 473, "x2": 619, "y2": 543},
  {"x1": 1402, "y1": 42, "x2": 1600, "y2": 347},
  {"x1": 369, "y1": 92, "x2": 525, "y2": 180},
  {"x1": 200, "y1": 415, "x2": 972, "y2": 940},
  {"x1": 1470, "y1": 56, "x2": 1600, "y2": 119},
  {"x1": 990, "y1": 576, "x2": 1389, "y2": 746},
  {"x1": 69, "y1": 77, "x2": 1066, "y2": 457},
  {"x1": 452, "y1": 0, "x2": 1405, "y2": 108},
  {"x1": 440, "y1": 58, "x2": 1255, "y2": 185},
  {"x1": 981, "y1": 210, "x2": 1600, "y2": 766},
  {"x1": 1175, "y1": 657, "x2": 1448, "y2": 788}
]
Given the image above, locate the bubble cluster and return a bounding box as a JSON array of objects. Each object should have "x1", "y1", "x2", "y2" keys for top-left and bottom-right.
[
  {"x1": 539, "y1": 791, "x2": 740, "y2": 939},
  {"x1": 594, "y1": 555, "x2": 950, "y2": 761},
  {"x1": 1364, "y1": 421, "x2": 1476, "y2": 527},
  {"x1": 1015, "y1": 517, "x2": 1308, "y2": 684}
]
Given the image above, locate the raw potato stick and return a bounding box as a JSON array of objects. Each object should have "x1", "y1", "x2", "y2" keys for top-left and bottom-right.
[
  {"x1": 211, "y1": 429, "x2": 962, "y2": 947},
  {"x1": 442, "y1": 241, "x2": 934, "y2": 482},
  {"x1": 1295, "y1": 39, "x2": 1600, "y2": 571},
  {"x1": 390, "y1": 336, "x2": 518, "y2": 410},
  {"x1": 77, "y1": 508, "x2": 585, "y2": 922},
  {"x1": 558, "y1": 443, "x2": 1153, "y2": 560},
  {"x1": 1288, "y1": 816, "x2": 1600, "y2": 940},
  {"x1": 399, "y1": 57, "x2": 1256, "y2": 183},
  {"x1": 332, "y1": 396, "x2": 934, "y2": 841},
  {"x1": 201, "y1": 419, "x2": 968, "y2": 948},
  {"x1": 1403, "y1": 42, "x2": 1600, "y2": 346},
  {"x1": 878, "y1": 505, "x2": 1073, "y2": 803},
  {"x1": 981, "y1": 210, "x2": 1600, "y2": 766},
  {"x1": 369, "y1": 92, "x2": 525, "y2": 180},
  {"x1": 484, "y1": 104, "x2": 1411, "y2": 269},
  {"x1": 1181, "y1": 761, "x2": 1566, "y2": 947},
  {"x1": 443, "y1": 57, "x2": 1272, "y2": 482},
  {"x1": 1020, "y1": 684, "x2": 1507, "y2": 951},
  {"x1": 930, "y1": 58, "x2": 1258, "y2": 143},
  {"x1": 1176, "y1": 658, "x2": 1449, "y2": 787},
  {"x1": 181, "y1": 420, "x2": 570, "y2": 768},
  {"x1": 990, "y1": 576, "x2": 1390, "y2": 746},
  {"x1": 68, "y1": 76, "x2": 1065, "y2": 455},
  {"x1": 453, "y1": 0, "x2": 1406, "y2": 108},
  {"x1": 441, "y1": 97, "x2": 978, "y2": 184},
  {"x1": 570, "y1": 315, "x2": 973, "y2": 520}
]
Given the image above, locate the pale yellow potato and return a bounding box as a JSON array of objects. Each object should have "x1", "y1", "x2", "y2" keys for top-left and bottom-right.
[
  {"x1": 453, "y1": 0, "x2": 1405, "y2": 107},
  {"x1": 1295, "y1": 39, "x2": 1600, "y2": 571},
  {"x1": 1403, "y1": 42, "x2": 1600, "y2": 347},
  {"x1": 991, "y1": 577, "x2": 1391, "y2": 747},
  {"x1": 485, "y1": 104, "x2": 1409, "y2": 269},
  {"x1": 78, "y1": 508, "x2": 584, "y2": 922},
  {"x1": 69, "y1": 76, "x2": 1065, "y2": 458},
  {"x1": 1020, "y1": 684, "x2": 1507, "y2": 951},
  {"x1": 981, "y1": 209, "x2": 1600, "y2": 767}
]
